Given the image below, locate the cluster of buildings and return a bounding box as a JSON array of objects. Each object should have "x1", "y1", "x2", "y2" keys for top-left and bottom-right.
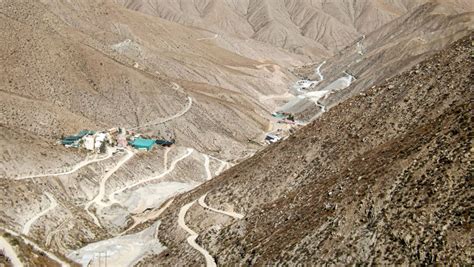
[{"x1": 61, "y1": 128, "x2": 174, "y2": 152}]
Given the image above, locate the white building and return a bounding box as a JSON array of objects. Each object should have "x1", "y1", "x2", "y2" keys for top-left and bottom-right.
[{"x1": 84, "y1": 136, "x2": 95, "y2": 151}]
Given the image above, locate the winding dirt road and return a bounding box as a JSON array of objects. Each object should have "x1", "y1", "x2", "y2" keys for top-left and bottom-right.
[
  {"x1": 128, "y1": 89, "x2": 192, "y2": 131},
  {"x1": 259, "y1": 92, "x2": 293, "y2": 103},
  {"x1": 198, "y1": 194, "x2": 244, "y2": 219},
  {"x1": 16, "y1": 150, "x2": 114, "y2": 180},
  {"x1": 178, "y1": 201, "x2": 217, "y2": 267},
  {"x1": 22, "y1": 192, "x2": 57, "y2": 235},
  {"x1": 203, "y1": 155, "x2": 212, "y2": 180},
  {"x1": 85, "y1": 149, "x2": 135, "y2": 226},
  {"x1": 208, "y1": 155, "x2": 232, "y2": 176}
]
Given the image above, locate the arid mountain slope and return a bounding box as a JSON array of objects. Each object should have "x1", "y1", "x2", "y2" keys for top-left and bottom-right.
[
  {"x1": 0, "y1": 0, "x2": 299, "y2": 177},
  {"x1": 148, "y1": 34, "x2": 473, "y2": 265},
  {"x1": 293, "y1": 0, "x2": 473, "y2": 120},
  {"x1": 115, "y1": 0, "x2": 430, "y2": 57}
]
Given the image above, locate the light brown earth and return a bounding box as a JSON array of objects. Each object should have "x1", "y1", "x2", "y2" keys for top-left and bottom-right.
[{"x1": 0, "y1": 0, "x2": 472, "y2": 266}]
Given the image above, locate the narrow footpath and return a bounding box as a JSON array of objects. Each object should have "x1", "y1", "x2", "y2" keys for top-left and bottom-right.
[
  {"x1": 197, "y1": 34, "x2": 218, "y2": 41},
  {"x1": 197, "y1": 194, "x2": 244, "y2": 219},
  {"x1": 128, "y1": 84, "x2": 192, "y2": 131}
]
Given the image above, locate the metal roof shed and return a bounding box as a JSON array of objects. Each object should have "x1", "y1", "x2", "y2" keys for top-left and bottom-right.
[{"x1": 131, "y1": 138, "x2": 155, "y2": 151}]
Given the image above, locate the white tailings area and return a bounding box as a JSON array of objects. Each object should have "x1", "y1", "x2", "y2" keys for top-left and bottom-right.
[
  {"x1": 178, "y1": 201, "x2": 217, "y2": 267},
  {"x1": 0, "y1": 236, "x2": 23, "y2": 267},
  {"x1": 22, "y1": 192, "x2": 57, "y2": 235},
  {"x1": 278, "y1": 58, "x2": 356, "y2": 124},
  {"x1": 198, "y1": 194, "x2": 244, "y2": 219},
  {"x1": 304, "y1": 90, "x2": 330, "y2": 104},
  {"x1": 69, "y1": 222, "x2": 164, "y2": 267},
  {"x1": 107, "y1": 148, "x2": 194, "y2": 205},
  {"x1": 305, "y1": 73, "x2": 355, "y2": 122}
]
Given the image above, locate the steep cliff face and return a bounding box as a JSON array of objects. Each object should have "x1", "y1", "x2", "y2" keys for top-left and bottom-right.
[{"x1": 149, "y1": 34, "x2": 473, "y2": 265}]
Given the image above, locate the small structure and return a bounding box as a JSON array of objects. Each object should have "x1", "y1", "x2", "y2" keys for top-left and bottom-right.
[
  {"x1": 272, "y1": 112, "x2": 286, "y2": 119},
  {"x1": 156, "y1": 139, "x2": 175, "y2": 147},
  {"x1": 108, "y1": 127, "x2": 118, "y2": 134},
  {"x1": 265, "y1": 134, "x2": 281, "y2": 144},
  {"x1": 61, "y1": 136, "x2": 81, "y2": 145},
  {"x1": 61, "y1": 129, "x2": 95, "y2": 147},
  {"x1": 131, "y1": 138, "x2": 155, "y2": 151},
  {"x1": 77, "y1": 130, "x2": 95, "y2": 137},
  {"x1": 278, "y1": 119, "x2": 296, "y2": 125}
]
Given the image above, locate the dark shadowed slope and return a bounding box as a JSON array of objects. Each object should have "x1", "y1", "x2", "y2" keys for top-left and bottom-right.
[{"x1": 147, "y1": 34, "x2": 473, "y2": 265}]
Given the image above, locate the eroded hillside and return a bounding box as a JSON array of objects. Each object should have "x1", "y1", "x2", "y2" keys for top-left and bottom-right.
[{"x1": 149, "y1": 34, "x2": 473, "y2": 265}]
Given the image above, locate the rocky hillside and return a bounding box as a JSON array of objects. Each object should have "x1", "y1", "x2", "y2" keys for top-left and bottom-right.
[{"x1": 148, "y1": 34, "x2": 473, "y2": 265}]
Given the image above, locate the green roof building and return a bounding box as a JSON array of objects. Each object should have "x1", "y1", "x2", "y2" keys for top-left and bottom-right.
[{"x1": 131, "y1": 138, "x2": 155, "y2": 151}]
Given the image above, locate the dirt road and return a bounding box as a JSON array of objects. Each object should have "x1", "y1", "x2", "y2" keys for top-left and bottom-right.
[
  {"x1": 22, "y1": 192, "x2": 57, "y2": 235},
  {"x1": 178, "y1": 201, "x2": 217, "y2": 267}
]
